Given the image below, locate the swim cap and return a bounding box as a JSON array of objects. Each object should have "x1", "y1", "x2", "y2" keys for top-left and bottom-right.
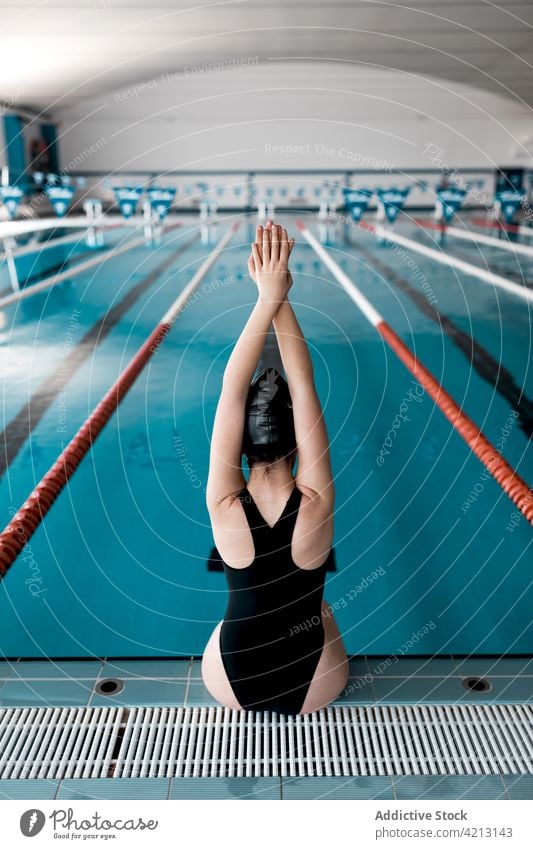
[{"x1": 242, "y1": 367, "x2": 296, "y2": 460}]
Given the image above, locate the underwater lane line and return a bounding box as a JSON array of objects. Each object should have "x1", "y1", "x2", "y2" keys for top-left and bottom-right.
[
  {"x1": 0, "y1": 221, "x2": 240, "y2": 575},
  {"x1": 0, "y1": 232, "x2": 199, "y2": 479},
  {"x1": 358, "y1": 220, "x2": 533, "y2": 303},
  {"x1": 344, "y1": 234, "x2": 533, "y2": 439},
  {"x1": 298, "y1": 221, "x2": 533, "y2": 524}
]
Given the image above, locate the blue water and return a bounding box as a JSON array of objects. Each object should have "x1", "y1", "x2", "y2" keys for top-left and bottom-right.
[{"x1": 0, "y1": 214, "x2": 531, "y2": 659}]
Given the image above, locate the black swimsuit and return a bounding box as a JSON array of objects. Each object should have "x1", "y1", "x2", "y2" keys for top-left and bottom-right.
[{"x1": 219, "y1": 485, "x2": 327, "y2": 715}]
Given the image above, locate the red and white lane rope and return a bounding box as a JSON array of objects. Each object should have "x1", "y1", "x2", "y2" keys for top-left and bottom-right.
[
  {"x1": 0, "y1": 221, "x2": 239, "y2": 575},
  {"x1": 415, "y1": 219, "x2": 533, "y2": 260},
  {"x1": 468, "y1": 218, "x2": 533, "y2": 239},
  {"x1": 359, "y1": 220, "x2": 533, "y2": 304},
  {"x1": 297, "y1": 221, "x2": 533, "y2": 524}
]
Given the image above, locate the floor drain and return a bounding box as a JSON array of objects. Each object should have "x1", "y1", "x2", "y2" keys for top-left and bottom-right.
[
  {"x1": 462, "y1": 676, "x2": 492, "y2": 693},
  {"x1": 95, "y1": 678, "x2": 124, "y2": 696}
]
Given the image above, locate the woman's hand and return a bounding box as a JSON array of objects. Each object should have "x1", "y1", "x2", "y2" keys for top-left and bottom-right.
[{"x1": 247, "y1": 222, "x2": 295, "y2": 302}]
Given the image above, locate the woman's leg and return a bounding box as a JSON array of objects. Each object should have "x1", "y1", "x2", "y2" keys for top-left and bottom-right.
[
  {"x1": 201, "y1": 622, "x2": 243, "y2": 710},
  {"x1": 298, "y1": 599, "x2": 349, "y2": 715}
]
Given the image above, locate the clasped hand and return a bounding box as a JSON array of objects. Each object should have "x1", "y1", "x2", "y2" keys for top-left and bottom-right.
[{"x1": 247, "y1": 221, "x2": 295, "y2": 304}]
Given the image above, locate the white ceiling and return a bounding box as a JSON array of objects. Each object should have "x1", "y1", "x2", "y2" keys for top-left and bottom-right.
[{"x1": 1, "y1": 0, "x2": 533, "y2": 114}]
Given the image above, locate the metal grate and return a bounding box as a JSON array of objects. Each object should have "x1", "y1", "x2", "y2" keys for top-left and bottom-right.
[{"x1": 1, "y1": 704, "x2": 532, "y2": 779}]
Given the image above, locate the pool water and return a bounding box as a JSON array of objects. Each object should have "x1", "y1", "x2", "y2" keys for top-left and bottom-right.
[{"x1": 0, "y1": 214, "x2": 531, "y2": 659}]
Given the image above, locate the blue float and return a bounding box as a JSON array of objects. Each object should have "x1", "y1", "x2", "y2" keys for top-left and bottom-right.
[
  {"x1": 45, "y1": 183, "x2": 76, "y2": 217},
  {"x1": 147, "y1": 186, "x2": 176, "y2": 220},
  {"x1": 113, "y1": 186, "x2": 143, "y2": 219},
  {"x1": 376, "y1": 187, "x2": 411, "y2": 224},
  {"x1": 434, "y1": 186, "x2": 467, "y2": 224},
  {"x1": 494, "y1": 189, "x2": 525, "y2": 225},
  {"x1": 0, "y1": 185, "x2": 25, "y2": 219},
  {"x1": 343, "y1": 188, "x2": 372, "y2": 223}
]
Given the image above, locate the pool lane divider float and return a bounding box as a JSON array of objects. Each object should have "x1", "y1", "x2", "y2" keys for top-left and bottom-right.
[
  {"x1": 358, "y1": 220, "x2": 533, "y2": 304},
  {"x1": 0, "y1": 221, "x2": 182, "y2": 309},
  {"x1": 0, "y1": 227, "x2": 119, "y2": 263},
  {"x1": 0, "y1": 219, "x2": 128, "y2": 265},
  {"x1": 468, "y1": 218, "x2": 533, "y2": 239},
  {"x1": 415, "y1": 219, "x2": 533, "y2": 260},
  {"x1": 0, "y1": 215, "x2": 143, "y2": 241},
  {"x1": 0, "y1": 222, "x2": 239, "y2": 575},
  {"x1": 0, "y1": 231, "x2": 200, "y2": 478},
  {"x1": 296, "y1": 221, "x2": 533, "y2": 524},
  {"x1": 344, "y1": 235, "x2": 533, "y2": 439}
]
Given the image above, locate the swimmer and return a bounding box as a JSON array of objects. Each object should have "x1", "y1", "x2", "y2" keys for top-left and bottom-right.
[{"x1": 201, "y1": 220, "x2": 348, "y2": 715}]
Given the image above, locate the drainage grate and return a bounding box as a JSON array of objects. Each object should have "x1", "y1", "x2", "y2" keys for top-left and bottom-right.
[{"x1": 0, "y1": 704, "x2": 532, "y2": 779}]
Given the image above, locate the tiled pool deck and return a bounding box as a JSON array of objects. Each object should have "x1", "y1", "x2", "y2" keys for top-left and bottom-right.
[{"x1": 0, "y1": 655, "x2": 531, "y2": 801}]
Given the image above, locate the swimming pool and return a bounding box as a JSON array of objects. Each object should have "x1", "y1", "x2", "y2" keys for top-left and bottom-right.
[{"x1": 0, "y1": 213, "x2": 531, "y2": 659}]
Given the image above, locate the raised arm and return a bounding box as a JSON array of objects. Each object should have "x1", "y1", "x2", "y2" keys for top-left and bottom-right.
[
  {"x1": 247, "y1": 222, "x2": 333, "y2": 504},
  {"x1": 272, "y1": 295, "x2": 334, "y2": 503},
  {"x1": 206, "y1": 226, "x2": 292, "y2": 508}
]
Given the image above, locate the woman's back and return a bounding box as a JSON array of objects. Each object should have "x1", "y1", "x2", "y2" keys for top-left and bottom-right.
[{"x1": 218, "y1": 485, "x2": 328, "y2": 714}]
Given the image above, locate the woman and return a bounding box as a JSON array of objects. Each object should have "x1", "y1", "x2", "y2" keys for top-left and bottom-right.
[{"x1": 202, "y1": 221, "x2": 348, "y2": 715}]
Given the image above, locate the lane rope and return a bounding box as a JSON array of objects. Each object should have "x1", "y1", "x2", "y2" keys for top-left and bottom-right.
[
  {"x1": 297, "y1": 220, "x2": 533, "y2": 524},
  {"x1": 0, "y1": 215, "x2": 141, "y2": 240},
  {"x1": 358, "y1": 220, "x2": 533, "y2": 303},
  {"x1": 415, "y1": 219, "x2": 533, "y2": 260},
  {"x1": 0, "y1": 232, "x2": 199, "y2": 478},
  {"x1": 0, "y1": 221, "x2": 239, "y2": 576},
  {"x1": 0, "y1": 223, "x2": 124, "y2": 262},
  {"x1": 469, "y1": 218, "x2": 533, "y2": 239},
  {"x1": 0, "y1": 222, "x2": 177, "y2": 309},
  {"x1": 345, "y1": 232, "x2": 533, "y2": 439}
]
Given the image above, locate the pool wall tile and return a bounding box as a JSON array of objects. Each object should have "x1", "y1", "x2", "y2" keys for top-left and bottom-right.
[
  {"x1": 333, "y1": 678, "x2": 376, "y2": 704},
  {"x1": 185, "y1": 680, "x2": 220, "y2": 706},
  {"x1": 57, "y1": 779, "x2": 170, "y2": 800},
  {"x1": 6, "y1": 660, "x2": 103, "y2": 680},
  {"x1": 371, "y1": 675, "x2": 532, "y2": 704},
  {"x1": 189, "y1": 659, "x2": 203, "y2": 679},
  {"x1": 365, "y1": 656, "x2": 533, "y2": 679},
  {"x1": 393, "y1": 775, "x2": 509, "y2": 800},
  {"x1": 0, "y1": 679, "x2": 92, "y2": 708},
  {"x1": 502, "y1": 775, "x2": 533, "y2": 800},
  {"x1": 0, "y1": 779, "x2": 59, "y2": 800},
  {"x1": 99, "y1": 660, "x2": 191, "y2": 680},
  {"x1": 0, "y1": 661, "x2": 15, "y2": 679},
  {"x1": 169, "y1": 778, "x2": 281, "y2": 799},
  {"x1": 348, "y1": 656, "x2": 372, "y2": 677},
  {"x1": 281, "y1": 776, "x2": 395, "y2": 800}
]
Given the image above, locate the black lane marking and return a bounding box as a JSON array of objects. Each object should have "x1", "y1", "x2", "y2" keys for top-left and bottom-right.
[
  {"x1": 0, "y1": 234, "x2": 197, "y2": 478},
  {"x1": 346, "y1": 236, "x2": 533, "y2": 438},
  {"x1": 207, "y1": 545, "x2": 337, "y2": 572}
]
